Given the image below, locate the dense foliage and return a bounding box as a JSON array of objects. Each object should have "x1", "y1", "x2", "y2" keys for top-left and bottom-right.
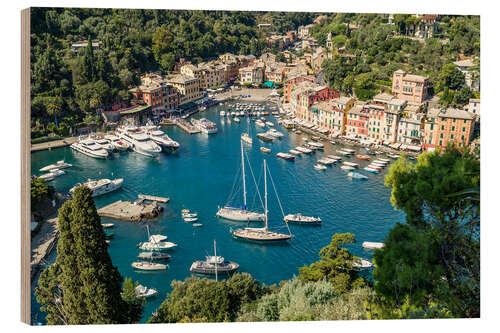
[
  {"x1": 30, "y1": 8, "x2": 273, "y2": 133},
  {"x1": 238, "y1": 278, "x2": 374, "y2": 321},
  {"x1": 318, "y1": 14, "x2": 479, "y2": 104},
  {"x1": 35, "y1": 186, "x2": 144, "y2": 324},
  {"x1": 31, "y1": 178, "x2": 55, "y2": 208},
  {"x1": 298, "y1": 233, "x2": 366, "y2": 293},
  {"x1": 376, "y1": 147, "x2": 480, "y2": 317},
  {"x1": 148, "y1": 273, "x2": 265, "y2": 323}
]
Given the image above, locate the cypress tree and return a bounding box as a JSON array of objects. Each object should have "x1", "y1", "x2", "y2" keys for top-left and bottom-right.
[
  {"x1": 81, "y1": 37, "x2": 96, "y2": 84},
  {"x1": 36, "y1": 186, "x2": 142, "y2": 324}
]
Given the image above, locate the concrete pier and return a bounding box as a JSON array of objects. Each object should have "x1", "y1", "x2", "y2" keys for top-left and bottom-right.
[
  {"x1": 173, "y1": 118, "x2": 200, "y2": 134},
  {"x1": 97, "y1": 200, "x2": 164, "y2": 222}
]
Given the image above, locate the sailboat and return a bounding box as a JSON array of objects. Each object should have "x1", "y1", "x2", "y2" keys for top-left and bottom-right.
[
  {"x1": 232, "y1": 159, "x2": 293, "y2": 242},
  {"x1": 137, "y1": 225, "x2": 177, "y2": 251},
  {"x1": 190, "y1": 240, "x2": 239, "y2": 278},
  {"x1": 216, "y1": 141, "x2": 265, "y2": 222},
  {"x1": 241, "y1": 117, "x2": 253, "y2": 145}
]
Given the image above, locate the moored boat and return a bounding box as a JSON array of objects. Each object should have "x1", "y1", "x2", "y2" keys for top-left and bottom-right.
[
  {"x1": 284, "y1": 213, "x2": 321, "y2": 224},
  {"x1": 135, "y1": 284, "x2": 158, "y2": 298},
  {"x1": 39, "y1": 160, "x2": 72, "y2": 172},
  {"x1": 190, "y1": 240, "x2": 239, "y2": 276},
  {"x1": 356, "y1": 154, "x2": 370, "y2": 161},
  {"x1": 277, "y1": 152, "x2": 295, "y2": 160},
  {"x1": 314, "y1": 164, "x2": 327, "y2": 170},
  {"x1": 131, "y1": 261, "x2": 167, "y2": 271},
  {"x1": 69, "y1": 178, "x2": 123, "y2": 197},
  {"x1": 348, "y1": 172, "x2": 368, "y2": 180},
  {"x1": 260, "y1": 147, "x2": 271, "y2": 153}
]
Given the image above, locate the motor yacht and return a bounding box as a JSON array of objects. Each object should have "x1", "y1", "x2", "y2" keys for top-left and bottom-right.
[
  {"x1": 104, "y1": 134, "x2": 130, "y2": 151},
  {"x1": 69, "y1": 178, "x2": 123, "y2": 197},
  {"x1": 116, "y1": 126, "x2": 161, "y2": 157},
  {"x1": 70, "y1": 137, "x2": 109, "y2": 159}
]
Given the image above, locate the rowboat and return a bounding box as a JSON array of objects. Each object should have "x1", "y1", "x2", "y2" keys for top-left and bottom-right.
[
  {"x1": 364, "y1": 166, "x2": 380, "y2": 173},
  {"x1": 356, "y1": 154, "x2": 370, "y2": 161}
]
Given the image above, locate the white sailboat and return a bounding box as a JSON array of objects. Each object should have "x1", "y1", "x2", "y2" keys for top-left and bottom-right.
[
  {"x1": 232, "y1": 159, "x2": 293, "y2": 242},
  {"x1": 216, "y1": 141, "x2": 265, "y2": 222}
]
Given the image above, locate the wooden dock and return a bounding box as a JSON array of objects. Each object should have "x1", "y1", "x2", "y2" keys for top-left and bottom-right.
[
  {"x1": 138, "y1": 194, "x2": 170, "y2": 203},
  {"x1": 173, "y1": 118, "x2": 200, "y2": 134},
  {"x1": 97, "y1": 200, "x2": 164, "y2": 222}
]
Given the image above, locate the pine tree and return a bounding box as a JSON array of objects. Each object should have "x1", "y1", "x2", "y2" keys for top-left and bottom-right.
[{"x1": 35, "y1": 186, "x2": 143, "y2": 324}]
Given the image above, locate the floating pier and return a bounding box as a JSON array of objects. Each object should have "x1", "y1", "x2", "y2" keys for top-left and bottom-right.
[
  {"x1": 97, "y1": 200, "x2": 164, "y2": 222},
  {"x1": 138, "y1": 194, "x2": 170, "y2": 203}
]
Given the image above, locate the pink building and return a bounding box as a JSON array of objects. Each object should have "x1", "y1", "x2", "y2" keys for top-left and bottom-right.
[{"x1": 392, "y1": 70, "x2": 431, "y2": 103}]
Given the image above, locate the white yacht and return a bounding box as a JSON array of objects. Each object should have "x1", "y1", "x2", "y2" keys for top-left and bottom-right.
[
  {"x1": 104, "y1": 134, "x2": 130, "y2": 151},
  {"x1": 190, "y1": 118, "x2": 218, "y2": 134},
  {"x1": 267, "y1": 128, "x2": 284, "y2": 138},
  {"x1": 134, "y1": 284, "x2": 158, "y2": 298},
  {"x1": 116, "y1": 126, "x2": 161, "y2": 157},
  {"x1": 70, "y1": 137, "x2": 109, "y2": 159},
  {"x1": 217, "y1": 141, "x2": 265, "y2": 222},
  {"x1": 69, "y1": 178, "x2": 123, "y2": 197},
  {"x1": 220, "y1": 111, "x2": 226, "y2": 117},
  {"x1": 39, "y1": 169, "x2": 66, "y2": 181},
  {"x1": 39, "y1": 160, "x2": 72, "y2": 172},
  {"x1": 143, "y1": 126, "x2": 180, "y2": 153},
  {"x1": 94, "y1": 138, "x2": 114, "y2": 152}
]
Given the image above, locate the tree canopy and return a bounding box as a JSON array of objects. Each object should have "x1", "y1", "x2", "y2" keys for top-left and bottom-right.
[{"x1": 35, "y1": 186, "x2": 144, "y2": 324}]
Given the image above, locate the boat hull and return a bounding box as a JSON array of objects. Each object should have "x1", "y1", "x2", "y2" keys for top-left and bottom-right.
[{"x1": 216, "y1": 207, "x2": 265, "y2": 222}]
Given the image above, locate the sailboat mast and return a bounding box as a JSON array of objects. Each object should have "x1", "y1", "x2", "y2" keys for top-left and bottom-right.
[
  {"x1": 241, "y1": 140, "x2": 247, "y2": 207},
  {"x1": 264, "y1": 159, "x2": 268, "y2": 232},
  {"x1": 214, "y1": 239, "x2": 218, "y2": 282}
]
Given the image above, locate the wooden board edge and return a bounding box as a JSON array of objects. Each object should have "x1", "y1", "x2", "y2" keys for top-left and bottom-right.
[{"x1": 20, "y1": 7, "x2": 31, "y2": 325}]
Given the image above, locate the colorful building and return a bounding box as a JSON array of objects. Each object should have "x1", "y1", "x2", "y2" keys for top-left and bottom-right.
[
  {"x1": 423, "y1": 108, "x2": 475, "y2": 151},
  {"x1": 129, "y1": 73, "x2": 180, "y2": 112},
  {"x1": 345, "y1": 103, "x2": 369, "y2": 139},
  {"x1": 313, "y1": 96, "x2": 354, "y2": 135}
]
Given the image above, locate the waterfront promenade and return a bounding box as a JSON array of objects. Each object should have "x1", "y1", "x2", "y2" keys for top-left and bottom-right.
[
  {"x1": 31, "y1": 136, "x2": 79, "y2": 152},
  {"x1": 214, "y1": 88, "x2": 275, "y2": 102}
]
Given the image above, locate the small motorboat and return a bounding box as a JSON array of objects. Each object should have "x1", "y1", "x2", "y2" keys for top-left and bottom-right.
[
  {"x1": 137, "y1": 252, "x2": 171, "y2": 261},
  {"x1": 348, "y1": 172, "x2": 368, "y2": 180},
  {"x1": 193, "y1": 223, "x2": 203, "y2": 227},
  {"x1": 330, "y1": 141, "x2": 336, "y2": 145},
  {"x1": 356, "y1": 154, "x2": 370, "y2": 161},
  {"x1": 353, "y1": 258, "x2": 373, "y2": 269},
  {"x1": 135, "y1": 284, "x2": 158, "y2": 298},
  {"x1": 362, "y1": 242, "x2": 385, "y2": 250},
  {"x1": 39, "y1": 160, "x2": 72, "y2": 172},
  {"x1": 314, "y1": 164, "x2": 327, "y2": 170},
  {"x1": 260, "y1": 147, "x2": 271, "y2": 153},
  {"x1": 131, "y1": 261, "x2": 167, "y2": 271},
  {"x1": 101, "y1": 223, "x2": 114, "y2": 228},
  {"x1": 364, "y1": 166, "x2": 380, "y2": 174},
  {"x1": 284, "y1": 213, "x2": 321, "y2": 224},
  {"x1": 234, "y1": 117, "x2": 240, "y2": 123},
  {"x1": 277, "y1": 152, "x2": 295, "y2": 161},
  {"x1": 289, "y1": 149, "x2": 301, "y2": 155},
  {"x1": 183, "y1": 217, "x2": 198, "y2": 223},
  {"x1": 182, "y1": 212, "x2": 198, "y2": 218},
  {"x1": 341, "y1": 165, "x2": 355, "y2": 171}
]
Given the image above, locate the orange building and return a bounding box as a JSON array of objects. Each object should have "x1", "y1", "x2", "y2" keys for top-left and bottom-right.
[{"x1": 423, "y1": 108, "x2": 475, "y2": 151}]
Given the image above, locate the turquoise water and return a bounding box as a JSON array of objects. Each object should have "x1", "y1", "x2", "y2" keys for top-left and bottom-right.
[{"x1": 30, "y1": 103, "x2": 405, "y2": 324}]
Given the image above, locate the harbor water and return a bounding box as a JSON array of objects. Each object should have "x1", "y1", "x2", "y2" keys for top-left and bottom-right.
[{"x1": 30, "y1": 102, "x2": 405, "y2": 323}]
